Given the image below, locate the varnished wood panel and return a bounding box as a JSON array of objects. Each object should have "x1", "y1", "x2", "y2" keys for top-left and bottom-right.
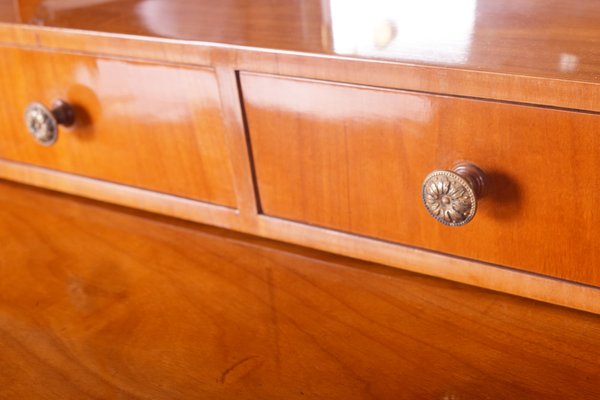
[
  {"x1": 0, "y1": 47, "x2": 237, "y2": 207},
  {"x1": 242, "y1": 72, "x2": 600, "y2": 287},
  {"x1": 215, "y1": 67, "x2": 260, "y2": 217},
  {"x1": 0, "y1": 0, "x2": 17, "y2": 22},
  {"x1": 2, "y1": 24, "x2": 600, "y2": 115},
  {"x1": 0, "y1": 180, "x2": 599, "y2": 399},
  {"x1": 0, "y1": 3, "x2": 598, "y2": 316},
  {"x1": 13, "y1": 0, "x2": 326, "y2": 54},
  {"x1": 1, "y1": 159, "x2": 599, "y2": 315},
  {"x1": 4, "y1": 0, "x2": 600, "y2": 85}
]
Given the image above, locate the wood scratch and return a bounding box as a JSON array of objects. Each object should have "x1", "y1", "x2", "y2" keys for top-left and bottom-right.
[{"x1": 218, "y1": 355, "x2": 261, "y2": 384}]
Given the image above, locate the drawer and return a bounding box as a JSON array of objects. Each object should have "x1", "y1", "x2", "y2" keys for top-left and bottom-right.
[
  {"x1": 0, "y1": 48, "x2": 236, "y2": 207},
  {"x1": 241, "y1": 72, "x2": 600, "y2": 286}
]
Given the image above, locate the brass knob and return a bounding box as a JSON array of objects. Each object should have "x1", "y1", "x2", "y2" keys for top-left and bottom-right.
[
  {"x1": 24, "y1": 100, "x2": 74, "y2": 146},
  {"x1": 421, "y1": 163, "x2": 486, "y2": 226}
]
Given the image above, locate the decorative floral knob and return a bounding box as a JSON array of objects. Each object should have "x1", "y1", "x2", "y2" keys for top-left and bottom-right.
[
  {"x1": 421, "y1": 163, "x2": 486, "y2": 226},
  {"x1": 24, "y1": 100, "x2": 74, "y2": 146}
]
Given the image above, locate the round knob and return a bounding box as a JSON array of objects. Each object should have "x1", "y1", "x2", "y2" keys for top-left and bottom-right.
[
  {"x1": 24, "y1": 100, "x2": 74, "y2": 146},
  {"x1": 421, "y1": 163, "x2": 486, "y2": 226}
]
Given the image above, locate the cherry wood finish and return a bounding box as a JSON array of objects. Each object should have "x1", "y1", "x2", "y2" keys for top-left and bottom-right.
[
  {"x1": 242, "y1": 72, "x2": 600, "y2": 287},
  {"x1": 215, "y1": 67, "x2": 260, "y2": 217},
  {"x1": 0, "y1": 1, "x2": 16, "y2": 21},
  {"x1": 14, "y1": 0, "x2": 326, "y2": 56},
  {"x1": 0, "y1": 2, "x2": 597, "y2": 313},
  {"x1": 2, "y1": 158, "x2": 599, "y2": 315},
  {"x1": 0, "y1": 47, "x2": 237, "y2": 207},
  {"x1": 0, "y1": 180, "x2": 599, "y2": 399},
  {"x1": 5, "y1": 0, "x2": 600, "y2": 85},
  {"x1": 2, "y1": 23, "x2": 600, "y2": 115}
]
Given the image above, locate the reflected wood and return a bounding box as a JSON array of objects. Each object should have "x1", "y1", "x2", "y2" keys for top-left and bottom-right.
[{"x1": 0, "y1": 180, "x2": 599, "y2": 399}]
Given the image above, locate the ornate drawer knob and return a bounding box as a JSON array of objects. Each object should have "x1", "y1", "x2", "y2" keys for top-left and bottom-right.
[
  {"x1": 24, "y1": 100, "x2": 74, "y2": 146},
  {"x1": 421, "y1": 163, "x2": 486, "y2": 226}
]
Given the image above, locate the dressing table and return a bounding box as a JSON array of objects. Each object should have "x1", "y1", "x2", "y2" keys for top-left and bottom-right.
[{"x1": 1, "y1": 1, "x2": 599, "y2": 398}]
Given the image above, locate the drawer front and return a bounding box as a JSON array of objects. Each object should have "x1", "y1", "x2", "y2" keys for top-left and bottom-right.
[
  {"x1": 242, "y1": 72, "x2": 600, "y2": 286},
  {"x1": 0, "y1": 48, "x2": 236, "y2": 207}
]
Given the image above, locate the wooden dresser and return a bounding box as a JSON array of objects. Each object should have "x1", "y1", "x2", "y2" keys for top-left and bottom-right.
[{"x1": 1, "y1": 1, "x2": 599, "y2": 398}]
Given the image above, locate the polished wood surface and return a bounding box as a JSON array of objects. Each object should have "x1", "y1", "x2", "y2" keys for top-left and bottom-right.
[
  {"x1": 4, "y1": 0, "x2": 600, "y2": 84},
  {"x1": 1, "y1": 180, "x2": 599, "y2": 399},
  {"x1": 2, "y1": 23, "x2": 600, "y2": 115},
  {"x1": 0, "y1": 47, "x2": 237, "y2": 206},
  {"x1": 0, "y1": 2, "x2": 597, "y2": 314},
  {"x1": 215, "y1": 67, "x2": 260, "y2": 217},
  {"x1": 242, "y1": 72, "x2": 600, "y2": 287},
  {"x1": 0, "y1": 0, "x2": 16, "y2": 21},
  {"x1": 2, "y1": 158, "x2": 599, "y2": 315}
]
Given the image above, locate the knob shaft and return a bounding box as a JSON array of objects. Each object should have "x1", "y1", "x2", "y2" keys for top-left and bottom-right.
[
  {"x1": 24, "y1": 100, "x2": 74, "y2": 146},
  {"x1": 421, "y1": 163, "x2": 486, "y2": 226}
]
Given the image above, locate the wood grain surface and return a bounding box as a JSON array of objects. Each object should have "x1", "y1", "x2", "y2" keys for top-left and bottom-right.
[
  {"x1": 242, "y1": 72, "x2": 600, "y2": 287},
  {"x1": 1, "y1": 158, "x2": 599, "y2": 316},
  {"x1": 0, "y1": 1, "x2": 599, "y2": 317},
  {"x1": 0, "y1": 180, "x2": 599, "y2": 399},
  {"x1": 0, "y1": 0, "x2": 16, "y2": 21},
  {"x1": 6, "y1": 0, "x2": 600, "y2": 84},
  {"x1": 0, "y1": 47, "x2": 237, "y2": 207},
  {"x1": 1, "y1": 22, "x2": 600, "y2": 115}
]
